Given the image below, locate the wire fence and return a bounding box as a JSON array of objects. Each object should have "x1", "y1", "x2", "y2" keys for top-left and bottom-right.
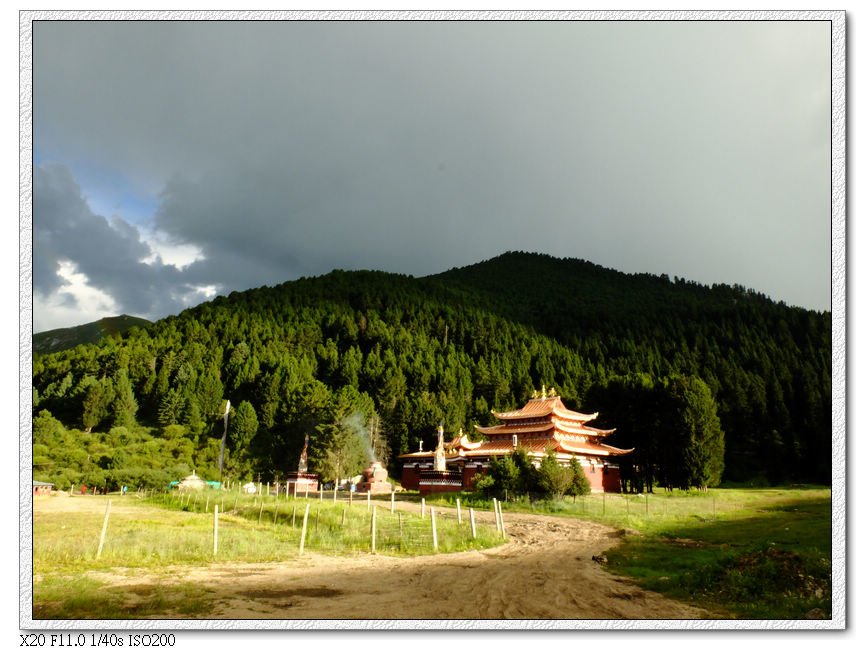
[{"x1": 33, "y1": 489, "x2": 504, "y2": 570}]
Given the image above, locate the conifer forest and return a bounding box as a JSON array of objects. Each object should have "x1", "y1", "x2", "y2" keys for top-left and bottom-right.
[{"x1": 31, "y1": 252, "x2": 831, "y2": 492}]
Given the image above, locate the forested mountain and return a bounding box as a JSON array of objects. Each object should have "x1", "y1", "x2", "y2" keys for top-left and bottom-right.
[
  {"x1": 31, "y1": 252, "x2": 831, "y2": 491},
  {"x1": 33, "y1": 315, "x2": 151, "y2": 354}
]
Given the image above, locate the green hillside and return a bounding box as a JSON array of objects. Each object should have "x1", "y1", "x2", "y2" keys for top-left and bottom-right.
[
  {"x1": 31, "y1": 253, "x2": 831, "y2": 491},
  {"x1": 34, "y1": 315, "x2": 151, "y2": 354}
]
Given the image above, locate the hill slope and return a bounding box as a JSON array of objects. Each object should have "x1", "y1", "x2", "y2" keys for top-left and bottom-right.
[
  {"x1": 33, "y1": 315, "x2": 151, "y2": 354},
  {"x1": 31, "y1": 253, "x2": 831, "y2": 488}
]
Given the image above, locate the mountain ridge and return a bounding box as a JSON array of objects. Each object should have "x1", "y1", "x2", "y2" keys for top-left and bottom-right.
[
  {"x1": 32, "y1": 251, "x2": 831, "y2": 486},
  {"x1": 33, "y1": 314, "x2": 152, "y2": 354}
]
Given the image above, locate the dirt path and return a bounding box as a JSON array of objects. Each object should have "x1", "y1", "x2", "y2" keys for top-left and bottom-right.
[{"x1": 37, "y1": 496, "x2": 708, "y2": 620}]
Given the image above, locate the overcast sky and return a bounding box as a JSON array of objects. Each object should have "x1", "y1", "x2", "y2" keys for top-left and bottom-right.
[{"x1": 31, "y1": 19, "x2": 831, "y2": 331}]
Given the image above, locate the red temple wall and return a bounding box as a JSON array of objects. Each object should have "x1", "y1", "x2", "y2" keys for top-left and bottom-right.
[
  {"x1": 401, "y1": 458, "x2": 623, "y2": 493},
  {"x1": 462, "y1": 465, "x2": 481, "y2": 489},
  {"x1": 400, "y1": 466, "x2": 421, "y2": 491}
]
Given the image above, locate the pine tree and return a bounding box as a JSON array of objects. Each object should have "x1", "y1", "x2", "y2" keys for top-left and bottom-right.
[
  {"x1": 81, "y1": 378, "x2": 113, "y2": 432},
  {"x1": 537, "y1": 449, "x2": 573, "y2": 500},
  {"x1": 568, "y1": 456, "x2": 592, "y2": 496},
  {"x1": 662, "y1": 375, "x2": 725, "y2": 489},
  {"x1": 111, "y1": 369, "x2": 138, "y2": 429}
]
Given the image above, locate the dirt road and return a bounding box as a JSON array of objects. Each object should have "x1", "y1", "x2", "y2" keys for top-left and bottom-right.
[{"x1": 37, "y1": 496, "x2": 708, "y2": 620}]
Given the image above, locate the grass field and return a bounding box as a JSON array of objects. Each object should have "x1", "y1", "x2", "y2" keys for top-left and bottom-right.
[
  {"x1": 33, "y1": 487, "x2": 833, "y2": 620},
  {"x1": 34, "y1": 491, "x2": 501, "y2": 573},
  {"x1": 33, "y1": 491, "x2": 503, "y2": 618},
  {"x1": 427, "y1": 487, "x2": 833, "y2": 619}
]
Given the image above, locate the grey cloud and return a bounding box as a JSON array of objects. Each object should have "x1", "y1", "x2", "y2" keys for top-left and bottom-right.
[
  {"x1": 34, "y1": 163, "x2": 205, "y2": 318},
  {"x1": 33, "y1": 20, "x2": 831, "y2": 320}
]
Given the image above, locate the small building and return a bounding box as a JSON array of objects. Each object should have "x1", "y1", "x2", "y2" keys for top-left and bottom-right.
[
  {"x1": 33, "y1": 480, "x2": 54, "y2": 496},
  {"x1": 177, "y1": 470, "x2": 206, "y2": 491},
  {"x1": 356, "y1": 462, "x2": 392, "y2": 493},
  {"x1": 284, "y1": 434, "x2": 319, "y2": 494},
  {"x1": 399, "y1": 389, "x2": 633, "y2": 495}
]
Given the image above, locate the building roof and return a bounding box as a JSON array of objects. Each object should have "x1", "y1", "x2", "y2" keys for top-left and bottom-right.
[
  {"x1": 492, "y1": 396, "x2": 598, "y2": 423},
  {"x1": 399, "y1": 436, "x2": 632, "y2": 460},
  {"x1": 444, "y1": 431, "x2": 483, "y2": 451},
  {"x1": 475, "y1": 421, "x2": 556, "y2": 436},
  {"x1": 398, "y1": 393, "x2": 631, "y2": 462}
]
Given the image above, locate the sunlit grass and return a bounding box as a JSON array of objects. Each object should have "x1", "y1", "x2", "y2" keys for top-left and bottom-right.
[
  {"x1": 34, "y1": 492, "x2": 502, "y2": 575},
  {"x1": 33, "y1": 574, "x2": 214, "y2": 619}
]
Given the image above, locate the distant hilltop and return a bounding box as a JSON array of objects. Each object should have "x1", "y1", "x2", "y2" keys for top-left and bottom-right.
[{"x1": 33, "y1": 315, "x2": 151, "y2": 354}]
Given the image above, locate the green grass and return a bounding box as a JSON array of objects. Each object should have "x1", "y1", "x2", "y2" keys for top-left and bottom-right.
[
  {"x1": 602, "y1": 491, "x2": 832, "y2": 619},
  {"x1": 34, "y1": 488, "x2": 832, "y2": 620},
  {"x1": 34, "y1": 492, "x2": 501, "y2": 573},
  {"x1": 33, "y1": 492, "x2": 503, "y2": 619},
  {"x1": 33, "y1": 575, "x2": 214, "y2": 619}
]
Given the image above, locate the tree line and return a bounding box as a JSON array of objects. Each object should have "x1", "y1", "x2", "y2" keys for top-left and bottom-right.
[{"x1": 32, "y1": 253, "x2": 831, "y2": 491}]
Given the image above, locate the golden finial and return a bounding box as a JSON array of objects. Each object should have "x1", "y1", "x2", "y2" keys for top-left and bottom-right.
[{"x1": 542, "y1": 384, "x2": 547, "y2": 399}]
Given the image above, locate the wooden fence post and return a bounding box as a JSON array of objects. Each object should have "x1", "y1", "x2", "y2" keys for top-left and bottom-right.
[
  {"x1": 213, "y1": 505, "x2": 219, "y2": 557},
  {"x1": 498, "y1": 500, "x2": 506, "y2": 538},
  {"x1": 95, "y1": 499, "x2": 111, "y2": 559},
  {"x1": 367, "y1": 491, "x2": 371, "y2": 512},
  {"x1": 421, "y1": 497, "x2": 426, "y2": 519},
  {"x1": 258, "y1": 499, "x2": 265, "y2": 524},
  {"x1": 333, "y1": 485, "x2": 337, "y2": 503},
  {"x1": 292, "y1": 504, "x2": 297, "y2": 528},
  {"x1": 431, "y1": 507, "x2": 438, "y2": 552},
  {"x1": 456, "y1": 498, "x2": 462, "y2": 524},
  {"x1": 371, "y1": 506, "x2": 377, "y2": 554},
  {"x1": 391, "y1": 491, "x2": 395, "y2": 514},
  {"x1": 469, "y1": 508, "x2": 477, "y2": 539},
  {"x1": 205, "y1": 495, "x2": 210, "y2": 513},
  {"x1": 492, "y1": 498, "x2": 501, "y2": 533},
  {"x1": 299, "y1": 503, "x2": 310, "y2": 556}
]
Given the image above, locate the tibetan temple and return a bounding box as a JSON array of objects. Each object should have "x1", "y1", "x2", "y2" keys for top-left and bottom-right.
[{"x1": 399, "y1": 388, "x2": 632, "y2": 495}]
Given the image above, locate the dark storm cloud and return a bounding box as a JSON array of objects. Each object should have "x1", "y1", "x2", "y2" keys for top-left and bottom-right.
[
  {"x1": 34, "y1": 163, "x2": 202, "y2": 317},
  {"x1": 33, "y1": 20, "x2": 831, "y2": 326}
]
